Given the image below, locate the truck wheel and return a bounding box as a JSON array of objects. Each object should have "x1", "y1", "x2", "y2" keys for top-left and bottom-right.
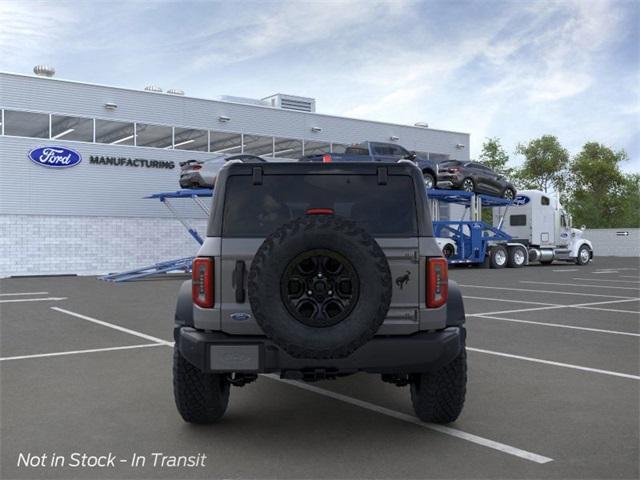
[
  {"x1": 507, "y1": 246, "x2": 526, "y2": 268},
  {"x1": 173, "y1": 347, "x2": 230, "y2": 424},
  {"x1": 489, "y1": 245, "x2": 507, "y2": 269},
  {"x1": 423, "y1": 172, "x2": 435, "y2": 190},
  {"x1": 249, "y1": 214, "x2": 392, "y2": 359},
  {"x1": 576, "y1": 245, "x2": 591, "y2": 265},
  {"x1": 410, "y1": 339, "x2": 467, "y2": 424}
]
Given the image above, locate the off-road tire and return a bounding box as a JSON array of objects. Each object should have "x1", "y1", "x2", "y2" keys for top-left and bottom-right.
[
  {"x1": 173, "y1": 347, "x2": 230, "y2": 424},
  {"x1": 410, "y1": 339, "x2": 467, "y2": 424},
  {"x1": 489, "y1": 245, "x2": 508, "y2": 269},
  {"x1": 249, "y1": 214, "x2": 392, "y2": 359}
]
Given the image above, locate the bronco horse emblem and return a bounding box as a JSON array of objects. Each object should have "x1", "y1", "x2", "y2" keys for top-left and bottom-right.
[{"x1": 395, "y1": 270, "x2": 411, "y2": 290}]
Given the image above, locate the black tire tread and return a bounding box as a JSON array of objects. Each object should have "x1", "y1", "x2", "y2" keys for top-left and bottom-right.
[
  {"x1": 173, "y1": 348, "x2": 230, "y2": 424},
  {"x1": 248, "y1": 215, "x2": 391, "y2": 359},
  {"x1": 410, "y1": 346, "x2": 467, "y2": 424}
]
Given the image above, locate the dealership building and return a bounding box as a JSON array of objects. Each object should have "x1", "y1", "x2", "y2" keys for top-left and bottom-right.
[{"x1": 0, "y1": 69, "x2": 470, "y2": 277}]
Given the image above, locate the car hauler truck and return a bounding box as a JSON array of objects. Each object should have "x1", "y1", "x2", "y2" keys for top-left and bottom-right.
[
  {"x1": 493, "y1": 190, "x2": 593, "y2": 266},
  {"x1": 429, "y1": 188, "x2": 594, "y2": 267}
]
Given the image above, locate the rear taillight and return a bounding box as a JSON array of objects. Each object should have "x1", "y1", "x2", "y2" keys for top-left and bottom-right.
[
  {"x1": 426, "y1": 258, "x2": 448, "y2": 308},
  {"x1": 192, "y1": 257, "x2": 214, "y2": 308},
  {"x1": 448, "y1": 167, "x2": 460, "y2": 173},
  {"x1": 192, "y1": 165, "x2": 202, "y2": 170},
  {"x1": 305, "y1": 208, "x2": 335, "y2": 215},
  {"x1": 322, "y1": 154, "x2": 332, "y2": 163}
]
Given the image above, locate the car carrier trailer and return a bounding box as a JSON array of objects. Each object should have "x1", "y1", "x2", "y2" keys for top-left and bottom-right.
[{"x1": 429, "y1": 188, "x2": 593, "y2": 267}]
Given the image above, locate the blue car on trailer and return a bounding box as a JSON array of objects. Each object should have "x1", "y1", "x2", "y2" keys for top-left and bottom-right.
[{"x1": 428, "y1": 189, "x2": 528, "y2": 269}]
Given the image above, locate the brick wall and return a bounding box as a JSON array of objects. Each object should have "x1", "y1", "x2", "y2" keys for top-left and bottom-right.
[{"x1": 0, "y1": 215, "x2": 206, "y2": 277}]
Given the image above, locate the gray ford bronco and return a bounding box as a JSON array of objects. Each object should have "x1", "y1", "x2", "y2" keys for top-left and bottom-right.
[{"x1": 173, "y1": 161, "x2": 467, "y2": 424}]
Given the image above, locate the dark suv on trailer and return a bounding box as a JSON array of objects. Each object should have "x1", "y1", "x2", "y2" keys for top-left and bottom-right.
[
  {"x1": 437, "y1": 160, "x2": 516, "y2": 199},
  {"x1": 173, "y1": 161, "x2": 467, "y2": 424}
]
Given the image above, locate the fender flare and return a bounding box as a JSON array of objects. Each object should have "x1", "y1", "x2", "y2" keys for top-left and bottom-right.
[
  {"x1": 571, "y1": 239, "x2": 594, "y2": 258},
  {"x1": 422, "y1": 167, "x2": 436, "y2": 178},
  {"x1": 446, "y1": 280, "x2": 465, "y2": 326},
  {"x1": 175, "y1": 280, "x2": 194, "y2": 327}
]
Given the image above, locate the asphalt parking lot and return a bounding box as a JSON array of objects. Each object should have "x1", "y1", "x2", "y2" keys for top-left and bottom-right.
[{"x1": 1, "y1": 256, "x2": 638, "y2": 479}]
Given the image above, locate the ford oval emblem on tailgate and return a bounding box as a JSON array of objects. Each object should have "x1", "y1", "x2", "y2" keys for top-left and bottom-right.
[
  {"x1": 28, "y1": 146, "x2": 82, "y2": 168},
  {"x1": 230, "y1": 312, "x2": 252, "y2": 321}
]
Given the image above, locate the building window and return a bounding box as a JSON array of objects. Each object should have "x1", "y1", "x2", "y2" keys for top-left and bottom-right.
[
  {"x1": 243, "y1": 134, "x2": 274, "y2": 157},
  {"x1": 135, "y1": 123, "x2": 173, "y2": 148},
  {"x1": 3, "y1": 110, "x2": 49, "y2": 138},
  {"x1": 95, "y1": 119, "x2": 135, "y2": 145},
  {"x1": 173, "y1": 127, "x2": 208, "y2": 151},
  {"x1": 273, "y1": 137, "x2": 303, "y2": 159},
  {"x1": 210, "y1": 131, "x2": 243, "y2": 154},
  {"x1": 51, "y1": 114, "x2": 93, "y2": 142},
  {"x1": 303, "y1": 140, "x2": 330, "y2": 156}
]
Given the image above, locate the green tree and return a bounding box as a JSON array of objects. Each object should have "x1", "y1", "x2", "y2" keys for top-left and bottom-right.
[
  {"x1": 479, "y1": 137, "x2": 512, "y2": 176},
  {"x1": 565, "y1": 142, "x2": 638, "y2": 228},
  {"x1": 515, "y1": 135, "x2": 569, "y2": 193}
]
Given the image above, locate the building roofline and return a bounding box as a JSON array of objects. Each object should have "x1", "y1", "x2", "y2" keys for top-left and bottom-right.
[{"x1": 0, "y1": 71, "x2": 470, "y2": 137}]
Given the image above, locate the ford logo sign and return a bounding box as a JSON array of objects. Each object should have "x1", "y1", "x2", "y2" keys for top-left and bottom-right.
[
  {"x1": 513, "y1": 195, "x2": 530, "y2": 206},
  {"x1": 28, "y1": 146, "x2": 82, "y2": 168},
  {"x1": 230, "y1": 312, "x2": 252, "y2": 321}
]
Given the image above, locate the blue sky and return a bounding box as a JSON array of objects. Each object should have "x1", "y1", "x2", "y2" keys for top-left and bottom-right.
[{"x1": 1, "y1": 0, "x2": 638, "y2": 171}]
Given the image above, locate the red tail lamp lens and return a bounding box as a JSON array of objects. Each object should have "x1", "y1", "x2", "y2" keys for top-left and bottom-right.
[
  {"x1": 192, "y1": 257, "x2": 214, "y2": 308},
  {"x1": 322, "y1": 154, "x2": 332, "y2": 163},
  {"x1": 427, "y1": 258, "x2": 448, "y2": 308},
  {"x1": 305, "y1": 208, "x2": 335, "y2": 215}
]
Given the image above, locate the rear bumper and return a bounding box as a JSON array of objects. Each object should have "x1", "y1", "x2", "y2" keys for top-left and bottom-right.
[{"x1": 175, "y1": 326, "x2": 465, "y2": 375}]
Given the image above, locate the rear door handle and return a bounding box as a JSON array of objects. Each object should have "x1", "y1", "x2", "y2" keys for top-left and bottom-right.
[{"x1": 232, "y1": 260, "x2": 246, "y2": 303}]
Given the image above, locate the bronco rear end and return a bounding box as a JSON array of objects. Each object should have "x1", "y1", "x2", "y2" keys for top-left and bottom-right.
[{"x1": 173, "y1": 162, "x2": 466, "y2": 424}]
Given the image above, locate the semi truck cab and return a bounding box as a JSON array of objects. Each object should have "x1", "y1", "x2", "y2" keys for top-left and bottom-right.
[{"x1": 494, "y1": 190, "x2": 593, "y2": 265}]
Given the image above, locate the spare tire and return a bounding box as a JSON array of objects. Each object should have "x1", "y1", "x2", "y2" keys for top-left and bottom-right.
[{"x1": 248, "y1": 214, "x2": 391, "y2": 359}]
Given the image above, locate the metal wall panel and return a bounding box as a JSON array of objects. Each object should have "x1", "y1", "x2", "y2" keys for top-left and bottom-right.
[{"x1": 1, "y1": 72, "x2": 470, "y2": 219}]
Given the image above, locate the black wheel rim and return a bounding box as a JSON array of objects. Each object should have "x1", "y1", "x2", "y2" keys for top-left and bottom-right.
[
  {"x1": 280, "y1": 249, "x2": 360, "y2": 327},
  {"x1": 462, "y1": 179, "x2": 474, "y2": 192}
]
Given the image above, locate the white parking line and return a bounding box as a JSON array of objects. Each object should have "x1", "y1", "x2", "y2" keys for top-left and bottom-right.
[
  {"x1": 620, "y1": 275, "x2": 640, "y2": 279},
  {"x1": 469, "y1": 314, "x2": 640, "y2": 337},
  {"x1": 51, "y1": 307, "x2": 174, "y2": 346},
  {"x1": 573, "y1": 278, "x2": 640, "y2": 284},
  {"x1": 521, "y1": 281, "x2": 640, "y2": 291},
  {"x1": 467, "y1": 347, "x2": 640, "y2": 380},
  {"x1": 0, "y1": 343, "x2": 165, "y2": 362},
  {"x1": 458, "y1": 284, "x2": 637, "y2": 299},
  {"x1": 0, "y1": 297, "x2": 67, "y2": 304},
  {"x1": 469, "y1": 297, "x2": 640, "y2": 316},
  {"x1": 265, "y1": 374, "x2": 553, "y2": 464},
  {"x1": 464, "y1": 296, "x2": 557, "y2": 306},
  {"x1": 0, "y1": 291, "x2": 49, "y2": 296},
  {"x1": 552, "y1": 269, "x2": 579, "y2": 272}
]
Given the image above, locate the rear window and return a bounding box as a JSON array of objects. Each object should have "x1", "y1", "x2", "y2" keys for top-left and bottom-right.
[
  {"x1": 344, "y1": 147, "x2": 369, "y2": 156},
  {"x1": 222, "y1": 174, "x2": 418, "y2": 237}
]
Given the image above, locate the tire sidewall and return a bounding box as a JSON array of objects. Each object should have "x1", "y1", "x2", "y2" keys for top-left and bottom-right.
[{"x1": 249, "y1": 216, "x2": 391, "y2": 358}]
